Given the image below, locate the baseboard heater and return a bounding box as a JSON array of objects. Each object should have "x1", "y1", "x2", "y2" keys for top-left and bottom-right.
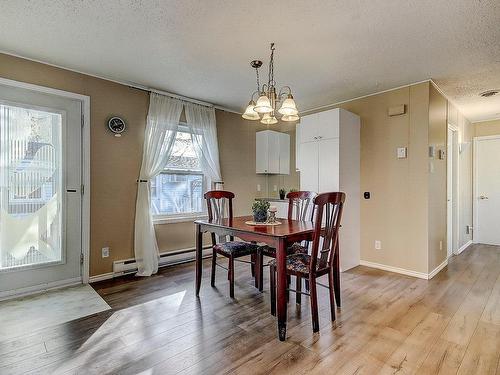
[{"x1": 113, "y1": 246, "x2": 213, "y2": 276}]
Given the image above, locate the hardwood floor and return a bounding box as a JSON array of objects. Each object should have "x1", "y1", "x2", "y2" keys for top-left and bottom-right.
[{"x1": 0, "y1": 244, "x2": 499, "y2": 374}]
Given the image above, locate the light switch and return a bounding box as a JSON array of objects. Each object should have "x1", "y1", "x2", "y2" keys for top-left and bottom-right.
[
  {"x1": 397, "y1": 147, "x2": 407, "y2": 159},
  {"x1": 257, "y1": 184, "x2": 261, "y2": 192}
]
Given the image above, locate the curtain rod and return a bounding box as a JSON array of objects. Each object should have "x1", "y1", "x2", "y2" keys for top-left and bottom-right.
[
  {"x1": 128, "y1": 85, "x2": 213, "y2": 107},
  {"x1": 128, "y1": 84, "x2": 240, "y2": 114}
]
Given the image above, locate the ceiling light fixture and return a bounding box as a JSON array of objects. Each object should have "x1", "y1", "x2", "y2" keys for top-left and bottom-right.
[
  {"x1": 479, "y1": 90, "x2": 499, "y2": 98},
  {"x1": 242, "y1": 43, "x2": 299, "y2": 124}
]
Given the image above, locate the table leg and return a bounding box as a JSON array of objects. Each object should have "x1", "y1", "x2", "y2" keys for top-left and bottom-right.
[
  {"x1": 195, "y1": 223, "x2": 203, "y2": 297},
  {"x1": 276, "y1": 237, "x2": 287, "y2": 341}
]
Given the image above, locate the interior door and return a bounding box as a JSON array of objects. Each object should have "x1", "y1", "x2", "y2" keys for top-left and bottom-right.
[
  {"x1": 318, "y1": 138, "x2": 339, "y2": 192},
  {"x1": 0, "y1": 83, "x2": 82, "y2": 294},
  {"x1": 475, "y1": 136, "x2": 500, "y2": 245}
]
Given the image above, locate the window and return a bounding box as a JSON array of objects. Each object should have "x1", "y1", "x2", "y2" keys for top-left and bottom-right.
[{"x1": 151, "y1": 126, "x2": 205, "y2": 220}]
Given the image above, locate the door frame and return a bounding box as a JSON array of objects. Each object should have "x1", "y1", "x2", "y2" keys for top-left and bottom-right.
[
  {"x1": 0, "y1": 77, "x2": 91, "y2": 284},
  {"x1": 473, "y1": 134, "x2": 500, "y2": 244},
  {"x1": 447, "y1": 124, "x2": 459, "y2": 256}
]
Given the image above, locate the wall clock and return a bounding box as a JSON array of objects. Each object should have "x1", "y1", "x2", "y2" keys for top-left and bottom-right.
[{"x1": 107, "y1": 116, "x2": 126, "y2": 137}]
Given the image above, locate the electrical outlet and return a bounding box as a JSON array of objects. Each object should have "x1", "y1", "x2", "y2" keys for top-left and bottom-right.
[
  {"x1": 439, "y1": 241, "x2": 443, "y2": 251},
  {"x1": 102, "y1": 247, "x2": 110, "y2": 258},
  {"x1": 257, "y1": 184, "x2": 261, "y2": 192},
  {"x1": 273, "y1": 185, "x2": 277, "y2": 192},
  {"x1": 375, "y1": 240, "x2": 382, "y2": 250},
  {"x1": 397, "y1": 147, "x2": 407, "y2": 159}
]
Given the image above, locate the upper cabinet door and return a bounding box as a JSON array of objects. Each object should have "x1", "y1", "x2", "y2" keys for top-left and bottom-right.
[
  {"x1": 267, "y1": 132, "x2": 280, "y2": 174},
  {"x1": 278, "y1": 132, "x2": 290, "y2": 175},
  {"x1": 298, "y1": 113, "x2": 319, "y2": 143},
  {"x1": 256, "y1": 130, "x2": 287, "y2": 174},
  {"x1": 256, "y1": 131, "x2": 269, "y2": 173},
  {"x1": 316, "y1": 109, "x2": 340, "y2": 140}
]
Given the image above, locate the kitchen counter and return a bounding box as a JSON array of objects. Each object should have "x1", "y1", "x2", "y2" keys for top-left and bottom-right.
[{"x1": 255, "y1": 197, "x2": 287, "y2": 203}]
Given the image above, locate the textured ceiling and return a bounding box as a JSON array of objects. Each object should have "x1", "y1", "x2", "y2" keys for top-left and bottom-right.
[{"x1": 0, "y1": 0, "x2": 499, "y2": 121}]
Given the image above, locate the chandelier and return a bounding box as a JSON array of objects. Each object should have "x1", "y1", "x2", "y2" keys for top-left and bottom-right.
[{"x1": 242, "y1": 43, "x2": 299, "y2": 124}]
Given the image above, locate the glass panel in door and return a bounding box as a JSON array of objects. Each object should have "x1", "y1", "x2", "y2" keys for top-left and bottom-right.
[{"x1": 0, "y1": 104, "x2": 63, "y2": 270}]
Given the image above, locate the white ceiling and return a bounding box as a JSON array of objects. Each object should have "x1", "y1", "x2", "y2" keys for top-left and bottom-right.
[{"x1": 0, "y1": 0, "x2": 499, "y2": 122}]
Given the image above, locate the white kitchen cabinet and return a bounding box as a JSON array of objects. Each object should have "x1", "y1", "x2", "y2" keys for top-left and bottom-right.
[
  {"x1": 296, "y1": 108, "x2": 360, "y2": 271},
  {"x1": 298, "y1": 141, "x2": 319, "y2": 192},
  {"x1": 256, "y1": 130, "x2": 290, "y2": 174},
  {"x1": 318, "y1": 137, "x2": 340, "y2": 191}
]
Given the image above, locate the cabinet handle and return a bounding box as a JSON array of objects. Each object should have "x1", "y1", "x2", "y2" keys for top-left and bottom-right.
[{"x1": 313, "y1": 136, "x2": 318, "y2": 140}]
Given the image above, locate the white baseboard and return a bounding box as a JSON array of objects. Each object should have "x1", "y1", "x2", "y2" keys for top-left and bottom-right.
[
  {"x1": 360, "y1": 258, "x2": 449, "y2": 280},
  {"x1": 456, "y1": 240, "x2": 473, "y2": 255},
  {"x1": 90, "y1": 246, "x2": 213, "y2": 284},
  {"x1": 0, "y1": 277, "x2": 82, "y2": 302},
  {"x1": 359, "y1": 260, "x2": 429, "y2": 279},
  {"x1": 428, "y1": 258, "x2": 448, "y2": 279}
]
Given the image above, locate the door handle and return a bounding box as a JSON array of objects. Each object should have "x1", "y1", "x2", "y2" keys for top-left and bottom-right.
[
  {"x1": 66, "y1": 189, "x2": 78, "y2": 193},
  {"x1": 478, "y1": 195, "x2": 489, "y2": 200}
]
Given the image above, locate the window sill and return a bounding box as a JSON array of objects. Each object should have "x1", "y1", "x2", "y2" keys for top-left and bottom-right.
[{"x1": 153, "y1": 214, "x2": 208, "y2": 225}]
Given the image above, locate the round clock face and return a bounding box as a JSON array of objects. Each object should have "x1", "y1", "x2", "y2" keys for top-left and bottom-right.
[{"x1": 108, "y1": 117, "x2": 126, "y2": 134}]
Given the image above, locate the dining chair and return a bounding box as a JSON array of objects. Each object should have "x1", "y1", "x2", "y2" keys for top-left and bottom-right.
[
  {"x1": 269, "y1": 192, "x2": 345, "y2": 333},
  {"x1": 257, "y1": 191, "x2": 317, "y2": 292},
  {"x1": 205, "y1": 190, "x2": 259, "y2": 298}
]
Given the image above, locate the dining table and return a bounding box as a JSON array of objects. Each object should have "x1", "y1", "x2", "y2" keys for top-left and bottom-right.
[{"x1": 194, "y1": 215, "x2": 316, "y2": 341}]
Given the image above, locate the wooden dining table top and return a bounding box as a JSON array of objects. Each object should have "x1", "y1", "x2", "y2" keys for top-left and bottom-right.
[{"x1": 194, "y1": 215, "x2": 316, "y2": 238}]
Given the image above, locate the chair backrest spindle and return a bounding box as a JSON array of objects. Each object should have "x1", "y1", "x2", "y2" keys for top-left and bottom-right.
[
  {"x1": 286, "y1": 191, "x2": 317, "y2": 221},
  {"x1": 204, "y1": 190, "x2": 235, "y2": 245},
  {"x1": 309, "y1": 192, "x2": 345, "y2": 274}
]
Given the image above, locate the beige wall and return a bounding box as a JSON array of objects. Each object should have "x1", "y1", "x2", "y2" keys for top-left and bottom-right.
[
  {"x1": 428, "y1": 84, "x2": 447, "y2": 271},
  {"x1": 308, "y1": 82, "x2": 431, "y2": 274},
  {"x1": 0, "y1": 53, "x2": 299, "y2": 276},
  {"x1": 474, "y1": 119, "x2": 500, "y2": 137}
]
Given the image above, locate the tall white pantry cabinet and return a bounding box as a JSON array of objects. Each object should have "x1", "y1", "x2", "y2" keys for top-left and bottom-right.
[{"x1": 296, "y1": 108, "x2": 360, "y2": 271}]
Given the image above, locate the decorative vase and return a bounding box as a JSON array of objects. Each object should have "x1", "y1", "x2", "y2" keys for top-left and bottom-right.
[
  {"x1": 253, "y1": 209, "x2": 268, "y2": 223},
  {"x1": 279, "y1": 192, "x2": 286, "y2": 200}
]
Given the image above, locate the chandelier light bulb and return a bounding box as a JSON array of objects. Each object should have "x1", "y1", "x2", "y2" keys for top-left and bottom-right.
[
  {"x1": 278, "y1": 95, "x2": 298, "y2": 116},
  {"x1": 260, "y1": 112, "x2": 278, "y2": 125},
  {"x1": 281, "y1": 113, "x2": 300, "y2": 122},
  {"x1": 254, "y1": 94, "x2": 273, "y2": 114},
  {"x1": 242, "y1": 100, "x2": 260, "y2": 120}
]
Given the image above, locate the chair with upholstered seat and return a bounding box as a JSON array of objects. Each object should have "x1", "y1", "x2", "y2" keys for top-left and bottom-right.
[
  {"x1": 257, "y1": 191, "x2": 316, "y2": 292},
  {"x1": 205, "y1": 190, "x2": 259, "y2": 298},
  {"x1": 269, "y1": 192, "x2": 345, "y2": 332}
]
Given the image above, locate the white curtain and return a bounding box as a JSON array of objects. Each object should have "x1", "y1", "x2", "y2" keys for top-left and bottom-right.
[
  {"x1": 184, "y1": 103, "x2": 222, "y2": 189},
  {"x1": 134, "y1": 93, "x2": 183, "y2": 276}
]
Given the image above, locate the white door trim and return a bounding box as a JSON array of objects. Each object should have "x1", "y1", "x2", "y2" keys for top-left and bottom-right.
[
  {"x1": 473, "y1": 135, "x2": 500, "y2": 244},
  {"x1": 0, "y1": 77, "x2": 91, "y2": 284},
  {"x1": 447, "y1": 124, "x2": 459, "y2": 255}
]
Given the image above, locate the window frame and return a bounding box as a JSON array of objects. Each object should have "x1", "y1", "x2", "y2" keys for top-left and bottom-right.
[{"x1": 151, "y1": 124, "x2": 208, "y2": 224}]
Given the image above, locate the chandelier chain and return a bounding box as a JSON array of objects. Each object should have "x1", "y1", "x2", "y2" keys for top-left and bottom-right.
[
  {"x1": 255, "y1": 66, "x2": 260, "y2": 93},
  {"x1": 268, "y1": 43, "x2": 276, "y2": 88}
]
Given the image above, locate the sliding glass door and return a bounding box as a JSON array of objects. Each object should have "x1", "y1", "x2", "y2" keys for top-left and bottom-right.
[{"x1": 0, "y1": 83, "x2": 82, "y2": 296}]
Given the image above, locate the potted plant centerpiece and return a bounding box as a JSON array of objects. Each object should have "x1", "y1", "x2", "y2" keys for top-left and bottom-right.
[
  {"x1": 279, "y1": 188, "x2": 286, "y2": 200},
  {"x1": 252, "y1": 200, "x2": 270, "y2": 223}
]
